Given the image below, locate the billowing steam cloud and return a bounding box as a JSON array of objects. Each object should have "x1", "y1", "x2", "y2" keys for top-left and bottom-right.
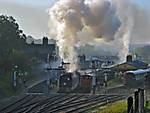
[
  {"x1": 48, "y1": 0, "x2": 143, "y2": 70},
  {"x1": 113, "y1": 0, "x2": 134, "y2": 62}
]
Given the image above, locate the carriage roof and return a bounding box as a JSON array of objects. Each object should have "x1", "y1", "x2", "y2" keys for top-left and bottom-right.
[{"x1": 126, "y1": 68, "x2": 150, "y2": 75}]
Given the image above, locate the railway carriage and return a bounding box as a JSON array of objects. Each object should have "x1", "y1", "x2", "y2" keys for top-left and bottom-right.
[
  {"x1": 79, "y1": 74, "x2": 93, "y2": 93},
  {"x1": 124, "y1": 68, "x2": 150, "y2": 87},
  {"x1": 58, "y1": 71, "x2": 95, "y2": 93}
]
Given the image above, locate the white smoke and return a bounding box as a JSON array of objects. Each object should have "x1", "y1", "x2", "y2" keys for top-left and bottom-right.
[
  {"x1": 113, "y1": 0, "x2": 134, "y2": 62},
  {"x1": 48, "y1": 0, "x2": 147, "y2": 70}
]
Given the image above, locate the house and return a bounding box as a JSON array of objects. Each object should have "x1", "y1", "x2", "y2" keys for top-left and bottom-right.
[
  {"x1": 78, "y1": 55, "x2": 103, "y2": 70},
  {"x1": 112, "y1": 55, "x2": 148, "y2": 72},
  {"x1": 25, "y1": 37, "x2": 59, "y2": 62}
]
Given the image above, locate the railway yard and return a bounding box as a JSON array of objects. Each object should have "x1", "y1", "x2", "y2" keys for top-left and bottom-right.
[
  {"x1": 0, "y1": 1, "x2": 150, "y2": 112},
  {"x1": 0, "y1": 55, "x2": 149, "y2": 113},
  {"x1": 0, "y1": 93, "x2": 126, "y2": 113}
]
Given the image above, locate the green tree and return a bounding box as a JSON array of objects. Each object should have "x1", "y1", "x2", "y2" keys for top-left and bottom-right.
[
  {"x1": 0, "y1": 15, "x2": 26, "y2": 52},
  {"x1": 0, "y1": 15, "x2": 27, "y2": 73}
]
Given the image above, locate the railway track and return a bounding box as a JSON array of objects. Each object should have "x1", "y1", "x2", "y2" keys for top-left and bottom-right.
[{"x1": 0, "y1": 94, "x2": 126, "y2": 113}]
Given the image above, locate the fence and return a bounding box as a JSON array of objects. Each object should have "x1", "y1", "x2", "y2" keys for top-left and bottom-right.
[{"x1": 127, "y1": 88, "x2": 145, "y2": 113}]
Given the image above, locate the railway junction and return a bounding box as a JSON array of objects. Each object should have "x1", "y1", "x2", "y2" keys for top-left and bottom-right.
[{"x1": 0, "y1": 93, "x2": 126, "y2": 113}]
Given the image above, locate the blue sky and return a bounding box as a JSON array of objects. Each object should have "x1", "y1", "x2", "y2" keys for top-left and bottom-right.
[
  {"x1": 17, "y1": 0, "x2": 56, "y2": 7},
  {"x1": 9, "y1": 0, "x2": 149, "y2": 7},
  {"x1": 0, "y1": 0, "x2": 55, "y2": 7},
  {"x1": 135, "y1": 0, "x2": 150, "y2": 8},
  {"x1": 0, "y1": 0, "x2": 56, "y2": 39}
]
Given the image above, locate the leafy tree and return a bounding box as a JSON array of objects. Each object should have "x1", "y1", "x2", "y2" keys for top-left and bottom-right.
[
  {"x1": 0, "y1": 15, "x2": 26, "y2": 52},
  {"x1": 11, "y1": 49, "x2": 29, "y2": 70},
  {"x1": 0, "y1": 15, "x2": 27, "y2": 73}
]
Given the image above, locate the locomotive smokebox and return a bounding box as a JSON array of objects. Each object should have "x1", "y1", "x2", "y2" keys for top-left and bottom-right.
[
  {"x1": 58, "y1": 71, "x2": 79, "y2": 93},
  {"x1": 126, "y1": 54, "x2": 132, "y2": 62}
]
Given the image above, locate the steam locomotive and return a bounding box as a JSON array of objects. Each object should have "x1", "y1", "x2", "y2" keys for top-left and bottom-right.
[{"x1": 58, "y1": 71, "x2": 95, "y2": 93}]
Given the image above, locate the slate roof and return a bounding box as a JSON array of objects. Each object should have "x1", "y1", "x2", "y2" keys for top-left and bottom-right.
[
  {"x1": 107, "y1": 60, "x2": 148, "y2": 72},
  {"x1": 127, "y1": 60, "x2": 148, "y2": 69}
]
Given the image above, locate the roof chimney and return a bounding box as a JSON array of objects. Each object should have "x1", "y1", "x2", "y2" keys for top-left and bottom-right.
[
  {"x1": 43, "y1": 37, "x2": 48, "y2": 45},
  {"x1": 78, "y1": 54, "x2": 86, "y2": 62},
  {"x1": 126, "y1": 55, "x2": 132, "y2": 62}
]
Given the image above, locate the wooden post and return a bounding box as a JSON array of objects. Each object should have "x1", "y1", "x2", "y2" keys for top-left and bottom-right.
[
  {"x1": 128, "y1": 96, "x2": 134, "y2": 113},
  {"x1": 141, "y1": 89, "x2": 145, "y2": 113},
  {"x1": 134, "y1": 91, "x2": 139, "y2": 113},
  {"x1": 138, "y1": 89, "x2": 145, "y2": 113}
]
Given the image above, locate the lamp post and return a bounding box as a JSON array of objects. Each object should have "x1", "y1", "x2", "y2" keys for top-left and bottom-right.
[
  {"x1": 92, "y1": 60, "x2": 96, "y2": 94},
  {"x1": 13, "y1": 65, "x2": 18, "y2": 91}
]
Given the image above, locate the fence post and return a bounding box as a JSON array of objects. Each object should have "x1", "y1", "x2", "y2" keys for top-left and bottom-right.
[
  {"x1": 128, "y1": 96, "x2": 134, "y2": 113},
  {"x1": 138, "y1": 88, "x2": 145, "y2": 113},
  {"x1": 134, "y1": 91, "x2": 139, "y2": 113}
]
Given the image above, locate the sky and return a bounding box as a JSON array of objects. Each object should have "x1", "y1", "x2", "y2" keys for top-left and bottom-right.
[
  {"x1": 9, "y1": 0, "x2": 55, "y2": 7},
  {"x1": 135, "y1": 0, "x2": 150, "y2": 8},
  {"x1": 0, "y1": 0, "x2": 150, "y2": 43},
  {"x1": 0, "y1": 0, "x2": 56, "y2": 39}
]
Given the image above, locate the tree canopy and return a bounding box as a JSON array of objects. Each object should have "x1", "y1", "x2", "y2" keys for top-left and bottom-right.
[
  {"x1": 0, "y1": 15, "x2": 28, "y2": 72},
  {"x1": 0, "y1": 15, "x2": 26, "y2": 52}
]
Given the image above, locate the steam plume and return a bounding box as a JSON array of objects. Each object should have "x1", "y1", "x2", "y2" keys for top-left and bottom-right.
[
  {"x1": 48, "y1": 0, "x2": 146, "y2": 70},
  {"x1": 113, "y1": 0, "x2": 134, "y2": 62}
]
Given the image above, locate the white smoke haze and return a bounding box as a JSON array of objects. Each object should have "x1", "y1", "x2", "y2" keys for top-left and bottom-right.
[
  {"x1": 48, "y1": 0, "x2": 150, "y2": 70},
  {"x1": 113, "y1": 0, "x2": 134, "y2": 62}
]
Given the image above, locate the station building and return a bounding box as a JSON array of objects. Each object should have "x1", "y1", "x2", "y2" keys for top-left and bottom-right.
[{"x1": 25, "y1": 37, "x2": 59, "y2": 62}]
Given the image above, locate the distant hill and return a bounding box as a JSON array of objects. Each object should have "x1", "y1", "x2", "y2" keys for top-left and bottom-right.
[
  {"x1": 129, "y1": 43, "x2": 148, "y2": 52},
  {"x1": 76, "y1": 44, "x2": 116, "y2": 57},
  {"x1": 132, "y1": 45, "x2": 150, "y2": 63},
  {"x1": 134, "y1": 45, "x2": 150, "y2": 56}
]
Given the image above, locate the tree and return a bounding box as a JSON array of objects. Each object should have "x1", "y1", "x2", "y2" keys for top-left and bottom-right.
[
  {"x1": 0, "y1": 15, "x2": 26, "y2": 52},
  {"x1": 0, "y1": 15, "x2": 27, "y2": 73}
]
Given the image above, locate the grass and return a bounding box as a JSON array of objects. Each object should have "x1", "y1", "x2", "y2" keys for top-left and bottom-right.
[
  {"x1": 90, "y1": 101, "x2": 127, "y2": 113},
  {"x1": 145, "y1": 101, "x2": 150, "y2": 112},
  {"x1": 107, "y1": 77, "x2": 123, "y2": 87},
  {"x1": 92, "y1": 101, "x2": 150, "y2": 113}
]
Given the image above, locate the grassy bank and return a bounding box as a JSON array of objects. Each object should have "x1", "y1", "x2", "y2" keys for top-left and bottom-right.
[
  {"x1": 107, "y1": 77, "x2": 123, "y2": 87},
  {"x1": 145, "y1": 101, "x2": 150, "y2": 112},
  {"x1": 90, "y1": 101, "x2": 127, "y2": 113},
  {"x1": 91, "y1": 100, "x2": 150, "y2": 113}
]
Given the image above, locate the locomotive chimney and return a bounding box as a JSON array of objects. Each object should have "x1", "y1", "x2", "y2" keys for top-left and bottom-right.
[{"x1": 126, "y1": 54, "x2": 132, "y2": 62}]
